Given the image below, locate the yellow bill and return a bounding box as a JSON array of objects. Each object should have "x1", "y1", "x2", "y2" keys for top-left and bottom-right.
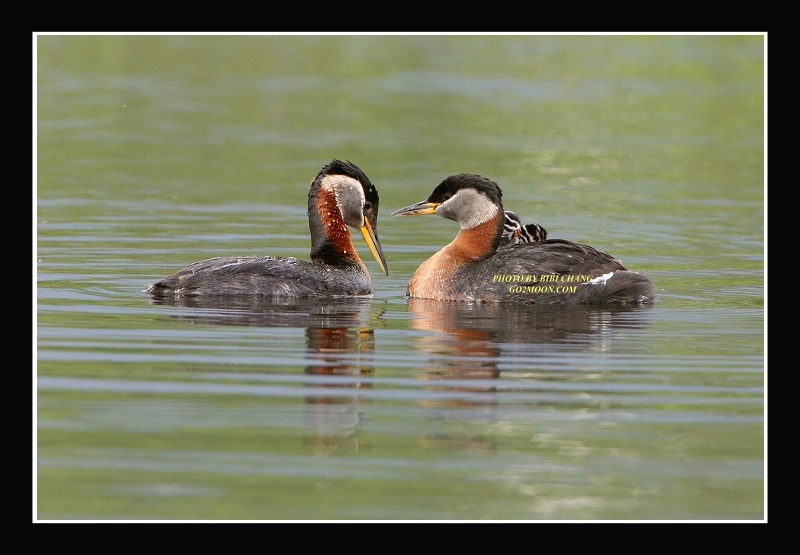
[
  {"x1": 359, "y1": 217, "x2": 388, "y2": 276},
  {"x1": 390, "y1": 201, "x2": 440, "y2": 217}
]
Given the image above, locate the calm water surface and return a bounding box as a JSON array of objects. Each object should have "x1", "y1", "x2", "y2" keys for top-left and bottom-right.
[{"x1": 35, "y1": 34, "x2": 765, "y2": 521}]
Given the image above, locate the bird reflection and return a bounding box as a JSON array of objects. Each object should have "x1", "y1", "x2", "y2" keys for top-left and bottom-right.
[
  {"x1": 408, "y1": 298, "x2": 654, "y2": 345},
  {"x1": 148, "y1": 295, "x2": 376, "y2": 329},
  {"x1": 303, "y1": 325, "x2": 375, "y2": 454},
  {"x1": 405, "y1": 299, "x2": 654, "y2": 451},
  {"x1": 149, "y1": 295, "x2": 379, "y2": 453},
  {"x1": 406, "y1": 298, "x2": 654, "y2": 400}
]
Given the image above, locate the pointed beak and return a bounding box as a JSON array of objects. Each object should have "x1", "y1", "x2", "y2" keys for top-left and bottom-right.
[
  {"x1": 359, "y1": 216, "x2": 388, "y2": 276},
  {"x1": 390, "y1": 201, "x2": 440, "y2": 217}
]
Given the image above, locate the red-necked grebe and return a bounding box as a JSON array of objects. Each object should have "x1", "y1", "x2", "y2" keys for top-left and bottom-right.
[
  {"x1": 147, "y1": 159, "x2": 388, "y2": 298},
  {"x1": 391, "y1": 173, "x2": 655, "y2": 305}
]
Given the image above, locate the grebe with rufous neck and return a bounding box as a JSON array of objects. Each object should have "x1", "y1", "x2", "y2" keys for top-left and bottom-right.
[
  {"x1": 391, "y1": 173, "x2": 654, "y2": 305},
  {"x1": 147, "y1": 159, "x2": 387, "y2": 298}
]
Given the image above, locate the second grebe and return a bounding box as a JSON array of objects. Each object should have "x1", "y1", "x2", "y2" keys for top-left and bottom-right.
[
  {"x1": 147, "y1": 159, "x2": 388, "y2": 298},
  {"x1": 391, "y1": 173, "x2": 655, "y2": 305},
  {"x1": 502, "y1": 210, "x2": 547, "y2": 245}
]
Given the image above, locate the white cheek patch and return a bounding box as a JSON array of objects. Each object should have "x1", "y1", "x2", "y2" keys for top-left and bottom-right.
[
  {"x1": 461, "y1": 203, "x2": 498, "y2": 230},
  {"x1": 327, "y1": 176, "x2": 366, "y2": 227},
  {"x1": 588, "y1": 272, "x2": 615, "y2": 285},
  {"x1": 439, "y1": 188, "x2": 499, "y2": 229}
]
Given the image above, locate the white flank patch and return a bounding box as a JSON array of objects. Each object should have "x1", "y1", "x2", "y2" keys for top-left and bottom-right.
[{"x1": 589, "y1": 272, "x2": 615, "y2": 285}]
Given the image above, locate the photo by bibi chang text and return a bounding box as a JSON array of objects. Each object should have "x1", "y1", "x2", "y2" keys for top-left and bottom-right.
[
  {"x1": 492, "y1": 274, "x2": 596, "y2": 294},
  {"x1": 491, "y1": 274, "x2": 595, "y2": 283}
]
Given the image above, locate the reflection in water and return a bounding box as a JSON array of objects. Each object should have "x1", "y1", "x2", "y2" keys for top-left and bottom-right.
[
  {"x1": 405, "y1": 299, "x2": 655, "y2": 449},
  {"x1": 148, "y1": 296, "x2": 655, "y2": 454},
  {"x1": 150, "y1": 296, "x2": 379, "y2": 453},
  {"x1": 408, "y1": 298, "x2": 654, "y2": 378},
  {"x1": 148, "y1": 295, "x2": 376, "y2": 329},
  {"x1": 303, "y1": 325, "x2": 375, "y2": 454},
  {"x1": 408, "y1": 299, "x2": 654, "y2": 346}
]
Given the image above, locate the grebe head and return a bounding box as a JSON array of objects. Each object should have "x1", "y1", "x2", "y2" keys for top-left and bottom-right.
[
  {"x1": 312, "y1": 159, "x2": 388, "y2": 275},
  {"x1": 503, "y1": 210, "x2": 524, "y2": 237},
  {"x1": 390, "y1": 173, "x2": 503, "y2": 230}
]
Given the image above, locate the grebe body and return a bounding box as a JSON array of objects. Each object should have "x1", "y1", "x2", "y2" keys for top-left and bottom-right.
[
  {"x1": 391, "y1": 174, "x2": 654, "y2": 305},
  {"x1": 147, "y1": 159, "x2": 387, "y2": 298}
]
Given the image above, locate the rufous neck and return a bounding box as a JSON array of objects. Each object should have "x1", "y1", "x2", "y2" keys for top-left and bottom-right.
[
  {"x1": 447, "y1": 210, "x2": 504, "y2": 262},
  {"x1": 308, "y1": 185, "x2": 363, "y2": 267}
]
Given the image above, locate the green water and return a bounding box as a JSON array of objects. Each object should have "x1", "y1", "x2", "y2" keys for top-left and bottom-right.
[{"x1": 36, "y1": 34, "x2": 765, "y2": 521}]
